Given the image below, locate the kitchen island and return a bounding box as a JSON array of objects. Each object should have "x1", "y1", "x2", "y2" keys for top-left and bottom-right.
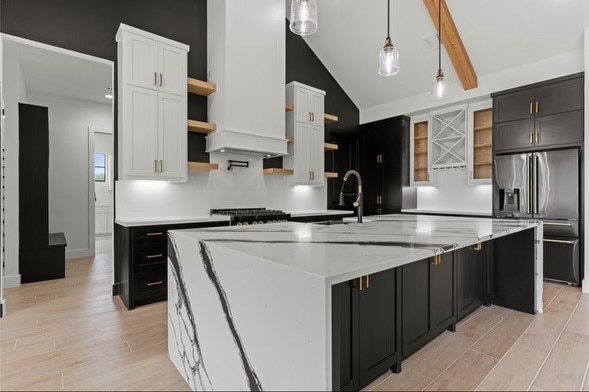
[{"x1": 167, "y1": 214, "x2": 542, "y2": 391}]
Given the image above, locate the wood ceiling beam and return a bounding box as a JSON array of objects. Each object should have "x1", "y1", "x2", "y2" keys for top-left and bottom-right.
[{"x1": 423, "y1": 0, "x2": 478, "y2": 90}]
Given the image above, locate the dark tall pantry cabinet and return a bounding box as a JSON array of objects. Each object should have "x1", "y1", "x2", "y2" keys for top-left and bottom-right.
[
  {"x1": 360, "y1": 116, "x2": 410, "y2": 216},
  {"x1": 19, "y1": 103, "x2": 66, "y2": 283}
]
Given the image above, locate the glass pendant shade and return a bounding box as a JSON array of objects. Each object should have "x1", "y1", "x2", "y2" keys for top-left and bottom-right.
[
  {"x1": 290, "y1": 0, "x2": 318, "y2": 36},
  {"x1": 432, "y1": 70, "x2": 446, "y2": 99},
  {"x1": 378, "y1": 39, "x2": 400, "y2": 76}
]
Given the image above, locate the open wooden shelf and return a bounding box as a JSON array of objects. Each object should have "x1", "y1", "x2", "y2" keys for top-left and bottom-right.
[
  {"x1": 472, "y1": 108, "x2": 493, "y2": 180},
  {"x1": 414, "y1": 166, "x2": 428, "y2": 170},
  {"x1": 414, "y1": 136, "x2": 428, "y2": 141},
  {"x1": 474, "y1": 143, "x2": 492, "y2": 148},
  {"x1": 188, "y1": 119, "x2": 216, "y2": 134},
  {"x1": 474, "y1": 161, "x2": 492, "y2": 166},
  {"x1": 263, "y1": 168, "x2": 294, "y2": 176},
  {"x1": 188, "y1": 162, "x2": 219, "y2": 171},
  {"x1": 325, "y1": 172, "x2": 338, "y2": 179},
  {"x1": 324, "y1": 143, "x2": 338, "y2": 151},
  {"x1": 413, "y1": 120, "x2": 430, "y2": 182},
  {"x1": 187, "y1": 78, "x2": 216, "y2": 96},
  {"x1": 324, "y1": 114, "x2": 339, "y2": 124},
  {"x1": 285, "y1": 103, "x2": 294, "y2": 112},
  {"x1": 286, "y1": 136, "x2": 294, "y2": 143}
]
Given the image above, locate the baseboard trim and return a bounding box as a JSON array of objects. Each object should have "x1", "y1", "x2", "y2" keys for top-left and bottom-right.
[
  {"x1": 3, "y1": 274, "x2": 21, "y2": 288},
  {"x1": 66, "y1": 249, "x2": 94, "y2": 260},
  {"x1": 112, "y1": 282, "x2": 120, "y2": 296}
]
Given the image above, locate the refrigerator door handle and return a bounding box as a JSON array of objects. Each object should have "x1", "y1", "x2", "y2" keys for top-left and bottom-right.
[
  {"x1": 527, "y1": 155, "x2": 532, "y2": 215},
  {"x1": 532, "y1": 154, "x2": 540, "y2": 214}
]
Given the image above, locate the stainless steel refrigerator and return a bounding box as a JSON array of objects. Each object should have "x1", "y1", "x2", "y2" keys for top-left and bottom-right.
[{"x1": 493, "y1": 148, "x2": 580, "y2": 284}]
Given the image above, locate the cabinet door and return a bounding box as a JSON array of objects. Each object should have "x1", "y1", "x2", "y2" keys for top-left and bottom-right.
[
  {"x1": 332, "y1": 280, "x2": 359, "y2": 392},
  {"x1": 535, "y1": 110, "x2": 583, "y2": 148},
  {"x1": 309, "y1": 126, "x2": 325, "y2": 186},
  {"x1": 158, "y1": 43, "x2": 187, "y2": 96},
  {"x1": 401, "y1": 259, "x2": 430, "y2": 358},
  {"x1": 429, "y1": 253, "x2": 455, "y2": 333},
  {"x1": 362, "y1": 164, "x2": 383, "y2": 216},
  {"x1": 456, "y1": 244, "x2": 487, "y2": 321},
  {"x1": 122, "y1": 85, "x2": 159, "y2": 178},
  {"x1": 493, "y1": 88, "x2": 535, "y2": 123},
  {"x1": 158, "y1": 92, "x2": 187, "y2": 181},
  {"x1": 122, "y1": 32, "x2": 159, "y2": 90},
  {"x1": 309, "y1": 91, "x2": 325, "y2": 126},
  {"x1": 295, "y1": 88, "x2": 311, "y2": 124},
  {"x1": 358, "y1": 269, "x2": 400, "y2": 387},
  {"x1": 535, "y1": 77, "x2": 584, "y2": 117},
  {"x1": 494, "y1": 118, "x2": 535, "y2": 153},
  {"x1": 294, "y1": 123, "x2": 311, "y2": 184}
]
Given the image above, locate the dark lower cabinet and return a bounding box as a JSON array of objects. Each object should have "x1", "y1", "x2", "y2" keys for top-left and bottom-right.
[
  {"x1": 401, "y1": 253, "x2": 455, "y2": 359},
  {"x1": 332, "y1": 268, "x2": 401, "y2": 391},
  {"x1": 117, "y1": 221, "x2": 228, "y2": 310},
  {"x1": 456, "y1": 243, "x2": 489, "y2": 321}
]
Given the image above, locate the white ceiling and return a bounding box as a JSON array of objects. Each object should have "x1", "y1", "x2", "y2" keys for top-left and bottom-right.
[
  {"x1": 4, "y1": 39, "x2": 113, "y2": 105},
  {"x1": 294, "y1": 0, "x2": 589, "y2": 110}
]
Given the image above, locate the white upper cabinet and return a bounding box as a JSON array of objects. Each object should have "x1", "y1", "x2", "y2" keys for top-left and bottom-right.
[
  {"x1": 116, "y1": 24, "x2": 189, "y2": 181},
  {"x1": 158, "y1": 44, "x2": 187, "y2": 96},
  {"x1": 293, "y1": 82, "x2": 325, "y2": 126},
  {"x1": 285, "y1": 82, "x2": 326, "y2": 186}
]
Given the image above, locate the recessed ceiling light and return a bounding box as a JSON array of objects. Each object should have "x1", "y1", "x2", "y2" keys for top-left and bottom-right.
[{"x1": 220, "y1": 149, "x2": 225, "y2": 153}]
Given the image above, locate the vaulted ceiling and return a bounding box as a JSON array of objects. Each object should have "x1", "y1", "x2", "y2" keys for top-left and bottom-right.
[{"x1": 293, "y1": 0, "x2": 589, "y2": 111}]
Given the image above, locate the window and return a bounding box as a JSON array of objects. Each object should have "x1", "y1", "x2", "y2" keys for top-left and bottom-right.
[{"x1": 95, "y1": 153, "x2": 106, "y2": 182}]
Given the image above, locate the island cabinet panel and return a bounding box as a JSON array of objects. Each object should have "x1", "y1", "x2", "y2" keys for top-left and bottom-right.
[
  {"x1": 456, "y1": 243, "x2": 489, "y2": 321},
  {"x1": 332, "y1": 268, "x2": 402, "y2": 391},
  {"x1": 401, "y1": 253, "x2": 455, "y2": 359}
]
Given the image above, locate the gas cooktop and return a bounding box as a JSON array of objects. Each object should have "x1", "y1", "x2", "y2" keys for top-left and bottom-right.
[{"x1": 210, "y1": 208, "x2": 291, "y2": 225}]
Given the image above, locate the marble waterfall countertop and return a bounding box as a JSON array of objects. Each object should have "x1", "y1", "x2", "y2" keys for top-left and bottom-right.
[{"x1": 170, "y1": 214, "x2": 540, "y2": 285}]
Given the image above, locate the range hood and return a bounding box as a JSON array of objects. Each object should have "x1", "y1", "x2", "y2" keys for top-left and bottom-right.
[{"x1": 206, "y1": 0, "x2": 288, "y2": 157}]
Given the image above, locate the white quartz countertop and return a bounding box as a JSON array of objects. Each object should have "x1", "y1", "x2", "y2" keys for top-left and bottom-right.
[
  {"x1": 115, "y1": 215, "x2": 231, "y2": 227},
  {"x1": 401, "y1": 208, "x2": 492, "y2": 217},
  {"x1": 287, "y1": 210, "x2": 354, "y2": 218},
  {"x1": 170, "y1": 214, "x2": 539, "y2": 285}
]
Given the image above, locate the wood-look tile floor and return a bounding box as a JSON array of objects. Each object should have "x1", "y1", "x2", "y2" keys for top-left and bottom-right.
[
  {"x1": 1, "y1": 238, "x2": 588, "y2": 391},
  {"x1": 0, "y1": 237, "x2": 189, "y2": 391},
  {"x1": 366, "y1": 282, "x2": 589, "y2": 391}
]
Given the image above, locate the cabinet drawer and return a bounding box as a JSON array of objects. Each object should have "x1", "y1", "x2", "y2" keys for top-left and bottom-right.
[
  {"x1": 135, "y1": 269, "x2": 167, "y2": 296},
  {"x1": 132, "y1": 227, "x2": 168, "y2": 243},
  {"x1": 543, "y1": 237, "x2": 580, "y2": 284},
  {"x1": 135, "y1": 242, "x2": 167, "y2": 267}
]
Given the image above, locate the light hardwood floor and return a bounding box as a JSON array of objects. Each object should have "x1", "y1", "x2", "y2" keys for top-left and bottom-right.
[{"x1": 1, "y1": 238, "x2": 588, "y2": 391}]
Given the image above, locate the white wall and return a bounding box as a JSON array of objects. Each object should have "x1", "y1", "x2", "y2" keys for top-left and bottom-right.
[
  {"x1": 116, "y1": 152, "x2": 327, "y2": 219},
  {"x1": 584, "y1": 27, "x2": 589, "y2": 294},
  {"x1": 94, "y1": 132, "x2": 113, "y2": 207},
  {"x1": 26, "y1": 92, "x2": 112, "y2": 259},
  {"x1": 415, "y1": 169, "x2": 492, "y2": 213},
  {"x1": 0, "y1": 35, "x2": 4, "y2": 310},
  {"x1": 2, "y1": 52, "x2": 27, "y2": 288}
]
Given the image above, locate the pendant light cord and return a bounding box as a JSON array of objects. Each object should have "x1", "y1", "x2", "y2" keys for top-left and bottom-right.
[
  {"x1": 438, "y1": 0, "x2": 442, "y2": 71},
  {"x1": 387, "y1": 0, "x2": 390, "y2": 38}
]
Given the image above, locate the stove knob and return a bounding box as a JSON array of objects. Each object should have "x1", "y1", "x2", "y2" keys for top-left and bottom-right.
[
  {"x1": 236, "y1": 222, "x2": 242, "y2": 226},
  {"x1": 243, "y1": 222, "x2": 249, "y2": 225},
  {"x1": 252, "y1": 221, "x2": 258, "y2": 225}
]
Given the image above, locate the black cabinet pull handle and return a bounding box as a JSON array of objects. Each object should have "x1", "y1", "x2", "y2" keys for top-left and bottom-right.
[
  {"x1": 146, "y1": 281, "x2": 164, "y2": 287},
  {"x1": 146, "y1": 232, "x2": 164, "y2": 236},
  {"x1": 146, "y1": 254, "x2": 163, "y2": 259}
]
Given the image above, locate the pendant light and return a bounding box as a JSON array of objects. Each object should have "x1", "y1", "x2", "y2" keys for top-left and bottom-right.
[
  {"x1": 378, "y1": 0, "x2": 400, "y2": 76},
  {"x1": 290, "y1": 0, "x2": 318, "y2": 36},
  {"x1": 432, "y1": 0, "x2": 446, "y2": 99}
]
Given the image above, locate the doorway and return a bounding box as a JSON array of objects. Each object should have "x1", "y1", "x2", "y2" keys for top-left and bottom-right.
[{"x1": 2, "y1": 34, "x2": 114, "y2": 288}]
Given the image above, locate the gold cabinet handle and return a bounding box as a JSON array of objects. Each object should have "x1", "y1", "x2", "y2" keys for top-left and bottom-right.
[
  {"x1": 535, "y1": 131, "x2": 540, "y2": 144},
  {"x1": 154, "y1": 160, "x2": 157, "y2": 173},
  {"x1": 474, "y1": 243, "x2": 482, "y2": 251},
  {"x1": 146, "y1": 232, "x2": 164, "y2": 236},
  {"x1": 529, "y1": 102, "x2": 533, "y2": 114},
  {"x1": 154, "y1": 72, "x2": 158, "y2": 86},
  {"x1": 529, "y1": 132, "x2": 534, "y2": 145},
  {"x1": 160, "y1": 73, "x2": 163, "y2": 87},
  {"x1": 146, "y1": 281, "x2": 164, "y2": 287},
  {"x1": 359, "y1": 276, "x2": 363, "y2": 291},
  {"x1": 159, "y1": 160, "x2": 163, "y2": 173},
  {"x1": 535, "y1": 101, "x2": 539, "y2": 113},
  {"x1": 366, "y1": 275, "x2": 370, "y2": 289}
]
